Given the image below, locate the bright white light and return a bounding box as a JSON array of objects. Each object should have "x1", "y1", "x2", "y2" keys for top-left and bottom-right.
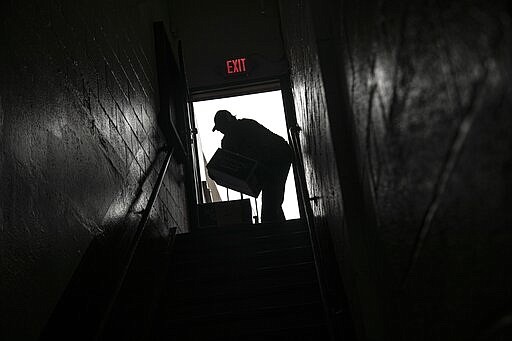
[{"x1": 193, "y1": 90, "x2": 300, "y2": 221}]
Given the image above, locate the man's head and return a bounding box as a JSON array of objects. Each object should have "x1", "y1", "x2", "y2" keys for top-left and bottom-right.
[{"x1": 212, "y1": 110, "x2": 236, "y2": 133}]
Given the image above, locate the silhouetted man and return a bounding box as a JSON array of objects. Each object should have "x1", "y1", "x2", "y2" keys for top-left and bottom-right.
[{"x1": 212, "y1": 110, "x2": 292, "y2": 222}]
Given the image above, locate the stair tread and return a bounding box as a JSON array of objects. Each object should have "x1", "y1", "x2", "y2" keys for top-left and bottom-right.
[
  {"x1": 171, "y1": 249, "x2": 316, "y2": 280},
  {"x1": 177, "y1": 219, "x2": 305, "y2": 239},
  {"x1": 174, "y1": 245, "x2": 313, "y2": 264},
  {"x1": 168, "y1": 283, "x2": 322, "y2": 317},
  {"x1": 167, "y1": 301, "x2": 325, "y2": 325},
  {"x1": 163, "y1": 322, "x2": 329, "y2": 341},
  {"x1": 202, "y1": 324, "x2": 330, "y2": 341},
  {"x1": 161, "y1": 304, "x2": 327, "y2": 341},
  {"x1": 170, "y1": 261, "x2": 317, "y2": 287},
  {"x1": 173, "y1": 231, "x2": 311, "y2": 255},
  {"x1": 168, "y1": 274, "x2": 319, "y2": 303},
  {"x1": 166, "y1": 279, "x2": 320, "y2": 304},
  {"x1": 169, "y1": 297, "x2": 324, "y2": 320}
]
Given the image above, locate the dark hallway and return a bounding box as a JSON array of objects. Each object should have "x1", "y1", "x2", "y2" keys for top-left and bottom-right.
[{"x1": 1, "y1": 0, "x2": 512, "y2": 340}]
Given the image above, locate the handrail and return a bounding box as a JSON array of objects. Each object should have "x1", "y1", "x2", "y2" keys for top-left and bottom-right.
[
  {"x1": 95, "y1": 146, "x2": 176, "y2": 340},
  {"x1": 287, "y1": 125, "x2": 338, "y2": 341}
]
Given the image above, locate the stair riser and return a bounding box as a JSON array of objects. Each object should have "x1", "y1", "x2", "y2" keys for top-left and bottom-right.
[
  {"x1": 165, "y1": 303, "x2": 326, "y2": 335},
  {"x1": 173, "y1": 232, "x2": 312, "y2": 256},
  {"x1": 172, "y1": 247, "x2": 315, "y2": 278},
  {"x1": 176, "y1": 219, "x2": 306, "y2": 241},
  {"x1": 169, "y1": 290, "x2": 322, "y2": 319},
  {"x1": 170, "y1": 262, "x2": 318, "y2": 288},
  {"x1": 163, "y1": 324, "x2": 330, "y2": 341}
]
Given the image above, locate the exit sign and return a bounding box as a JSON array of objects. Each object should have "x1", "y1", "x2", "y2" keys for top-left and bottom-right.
[{"x1": 226, "y1": 58, "x2": 247, "y2": 75}]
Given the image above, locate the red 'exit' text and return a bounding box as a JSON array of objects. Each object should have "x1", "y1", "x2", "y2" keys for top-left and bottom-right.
[{"x1": 226, "y1": 58, "x2": 247, "y2": 74}]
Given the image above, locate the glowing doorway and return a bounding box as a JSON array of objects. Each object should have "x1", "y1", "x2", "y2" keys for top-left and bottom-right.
[{"x1": 193, "y1": 90, "x2": 300, "y2": 223}]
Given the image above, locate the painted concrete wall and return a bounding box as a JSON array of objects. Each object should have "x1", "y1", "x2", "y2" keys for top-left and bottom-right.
[
  {"x1": 0, "y1": 0, "x2": 188, "y2": 339},
  {"x1": 281, "y1": 0, "x2": 512, "y2": 340}
]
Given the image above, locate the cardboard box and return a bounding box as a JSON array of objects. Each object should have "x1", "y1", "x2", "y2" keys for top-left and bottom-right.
[
  {"x1": 206, "y1": 148, "x2": 262, "y2": 197},
  {"x1": 198, "y1": 199, "x2": 253, "y2": 227}
]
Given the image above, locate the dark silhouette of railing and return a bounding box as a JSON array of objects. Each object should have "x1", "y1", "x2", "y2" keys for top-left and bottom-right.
[{"x1": 95, "y1": 147, "x2": 176, "y2": 340}]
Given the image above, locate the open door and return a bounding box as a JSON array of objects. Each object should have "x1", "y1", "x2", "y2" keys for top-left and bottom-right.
[
  {"x1": 191, "y1": 87, "x2": 300, "y2": 225},
  {"x1": 154, "y1": 22, "x2": 201, "y2": 230}
]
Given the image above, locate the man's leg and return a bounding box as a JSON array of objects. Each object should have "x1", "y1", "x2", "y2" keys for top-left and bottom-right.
[
  {"x1": 261, "y1": 182, "x2": 282, "y2": 222},
  {"x1": 260, "y1": 161, "x2": 290, "y2": 223}
]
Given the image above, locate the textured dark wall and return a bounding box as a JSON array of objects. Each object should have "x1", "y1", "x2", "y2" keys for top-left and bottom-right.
[
  {"x1": 281, "y1": 0, "x2": 512, "y2": 340},
  {"x1": 280, "y1": 1, "x2": 385, "y2": 339},
  {"x1": 343, "y1": 1, "x2": 512, "y2": 340},
  {"x1": 0, "y1": 0, "x2": 188, "y2": 339}
]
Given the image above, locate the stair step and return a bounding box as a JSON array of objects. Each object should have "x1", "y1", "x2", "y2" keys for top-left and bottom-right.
[
  {"x1": 174, "y1": 235, "x2": 312, "y2": 260},
  {"x1": 170, "y1": 261, "x2": 318, "y2": 290},
  {"x1": 229, "y1": 323, "x2": 330, "y2": 341},
  {"x1": 166, "y1": 274, "x2": 320, "y2": 307},
  {"x1": 165, "y1": 302, "x2": 325, "y2": 337},
  {"x1": 175, "y1": 245, "x2": 314, "y2": 265},
  {"x1": 176, "y1": 219, "x2": 306, "y2": 241},
  {"x1": 163, "y1": 322, "x2": 329, "y2": 341},
  {"x1": 169, "y1": 297, "x2": 324, "y2": 321},
  {"x1": 172, "y1": 245, "x2": 315, "y2": 278},
  {"x1": 173, "y1": 230, "x2": 312, "y2": 257},
  {"x1": 174, "y1": 223, "x2": 307, "y2": 250},
  {"x1": 168, "y1": 281, "x2": 322, "y2": 317},
  {"x1": 167, "y1": 275, "x2": 319, "y2": 304}
]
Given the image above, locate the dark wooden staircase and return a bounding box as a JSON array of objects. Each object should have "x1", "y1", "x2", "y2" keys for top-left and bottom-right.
[{"x1": 154, "y1": 219, "x2": 330, "y2": 340}]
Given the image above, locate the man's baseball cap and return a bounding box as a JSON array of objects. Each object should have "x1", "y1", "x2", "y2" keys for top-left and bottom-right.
[{"x1": 212, "y1": 110, "x2": 233, "y2": 132}]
